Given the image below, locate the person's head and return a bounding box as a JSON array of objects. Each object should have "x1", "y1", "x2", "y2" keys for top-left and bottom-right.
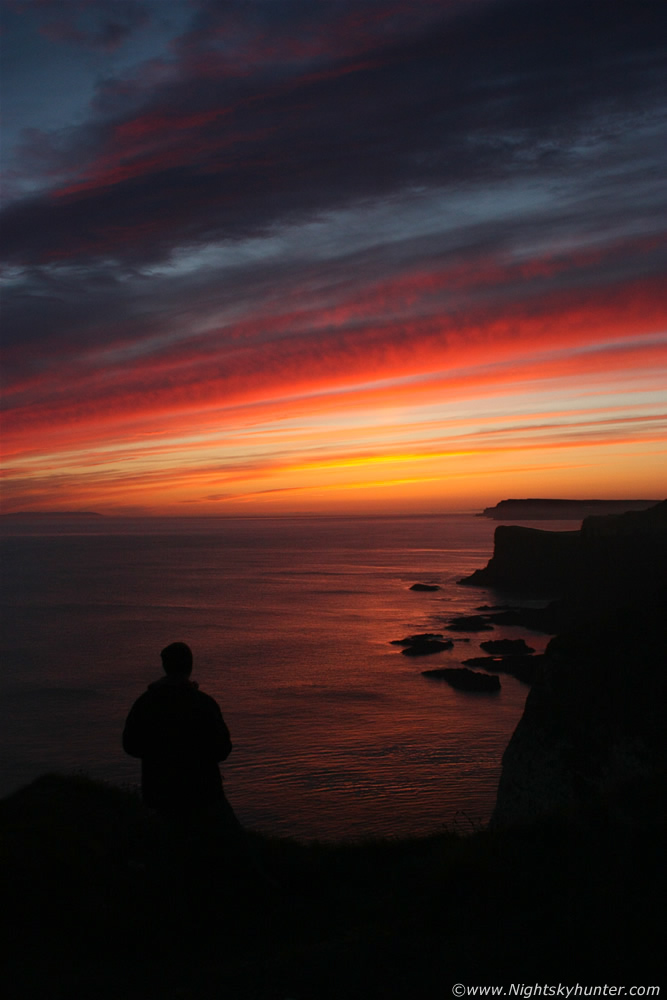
[{"x1": 160, "y1": 642, "x2": 193, "y2": 678}]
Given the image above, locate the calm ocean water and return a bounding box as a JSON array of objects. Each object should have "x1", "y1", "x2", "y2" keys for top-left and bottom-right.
[{"x1": 0, "y1": 514, "x2": 563, "y2": 841}]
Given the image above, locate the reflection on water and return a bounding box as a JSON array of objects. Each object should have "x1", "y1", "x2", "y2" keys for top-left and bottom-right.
[{"x1": 0, "y1": 515, "x2": 558, "y2": 840}]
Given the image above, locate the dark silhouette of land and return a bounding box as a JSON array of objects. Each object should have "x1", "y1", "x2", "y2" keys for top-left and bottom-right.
[
  {"x1": 461, "y1": 499, "x2": 667, "y2": 599},
  {"x1": 2, "y1": 506, "x2": 666, "y2": 996},
  {"x1": 1, "y1": 771, "x2": 664, "y2": 998},
  {"x1": 459, "y1": 501, "x2": 667, "y2": 828},
  {"x1": 479, "y1": 498, "x2": 660, "y2": 519},
  {"x1": 0, "y1": 510, "x2": 104, "y2": 518}
]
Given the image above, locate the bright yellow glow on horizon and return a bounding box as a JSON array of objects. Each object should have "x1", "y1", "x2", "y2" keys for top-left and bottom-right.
[{"x1": 3, "y1": 266, "x2": 666, "y2": 515}]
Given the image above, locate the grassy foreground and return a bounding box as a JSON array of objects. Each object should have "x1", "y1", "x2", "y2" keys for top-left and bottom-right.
[{"x1": 1, "y1": 773, "x2": 664, "y2": 999}]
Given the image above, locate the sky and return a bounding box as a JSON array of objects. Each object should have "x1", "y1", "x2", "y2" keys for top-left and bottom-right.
[{"x1": 1, "y1": 0, "x2": 666, "y2": 516}]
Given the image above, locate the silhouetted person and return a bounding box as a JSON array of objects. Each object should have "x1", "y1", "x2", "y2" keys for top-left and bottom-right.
[
  {"x1": 124, "y1": 642, "x2": 277, "y2": 903},
  {"x1": 123, "y1": 642, "x2": 235, "y2": 825}
]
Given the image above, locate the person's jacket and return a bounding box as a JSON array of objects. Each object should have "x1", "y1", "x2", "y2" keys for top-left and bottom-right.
[{"x1": 123, "y1": 676, "x2": 232, "y2": 813}]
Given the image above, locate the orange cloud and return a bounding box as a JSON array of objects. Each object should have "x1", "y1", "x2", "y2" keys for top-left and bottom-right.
[{"x1": 3, "y1": 244, "x2": 666, "y2": 514}]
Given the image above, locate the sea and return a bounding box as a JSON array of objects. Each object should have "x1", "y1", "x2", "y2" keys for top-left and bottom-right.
[{"x1": 0, "y1": 513, "x2": 568, "y2": 841}]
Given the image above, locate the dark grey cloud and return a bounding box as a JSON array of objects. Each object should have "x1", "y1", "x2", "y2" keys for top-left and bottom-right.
[
  {"x1": 2, "y1": 0, "x2": 666, "y2": 426},
  {"x1": 1, "y1": 0, "x2": 665, "y2": 270},
  {"x1": 26, "y1": 0, "x2": 151, "y2": 51}
]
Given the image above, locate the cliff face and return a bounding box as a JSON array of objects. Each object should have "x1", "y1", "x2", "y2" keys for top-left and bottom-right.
[
  {"x1": 461, "y1": 499, "x2": 667, "y2": 605},
  {"x1": 491, "y1": 593, "x2": 667, "y2": 828},
  {"x1": 573, "y1": 500, "x2": 667, "y2": 610},
  {"x1": 460, "y1": 524, "x2": 580, "y2": 595},
  {"x1": 484, "y1": 501, "x2": 667, "y2": 828}
]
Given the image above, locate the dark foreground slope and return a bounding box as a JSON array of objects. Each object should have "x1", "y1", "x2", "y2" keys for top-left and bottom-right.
[{"x1": 2, "y1": 772, "x2": 665, "y2": 999}]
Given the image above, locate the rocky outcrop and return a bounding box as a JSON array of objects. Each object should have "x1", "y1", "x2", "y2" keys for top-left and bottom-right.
[
  {"x1": 401, "y1": 639, "x2": 454, "y2": 656},
  {"x1": 462, "y1": 655, "x2": 543, "y2": 684},
  {"x1": 479, "y1": 499, "x2": 659, "y2": 520},
  {"x1": 422, "y1": 667, "x2": 501, "y2": 691},
  {"x1": 445, "y1": 614, "x2": 494, "y2": 632},
  {"x1": 459, "y1": 525, "x2": 580, "y2": 595},
  {"x1": 392, "y1": 634, "x2": 454, "y2": 655}
]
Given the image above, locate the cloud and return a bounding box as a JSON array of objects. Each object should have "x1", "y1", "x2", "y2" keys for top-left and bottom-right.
[
  {"x1": 31, "y1": 0, "x2": 151, "y2": 51},
  {"x1": 2, "y1": 0, "x2": 665, "y2": 268},
  {"x1": 2, "y1": 0, "x2": 666, "y2": 512}
]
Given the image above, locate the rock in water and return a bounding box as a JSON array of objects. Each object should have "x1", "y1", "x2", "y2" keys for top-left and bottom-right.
[
  {"x1": 397, "y1": 634, "x2": 454, "y2": 656},
  {"x1": 446, "y1": 615, "x2": 494, "y2": 632},
  {"x1": 462, "y1": 655, "x2": 543, "y2": 684},
  {"x1": 421, "y1": 667, "x2": 501, "y2": 691}
]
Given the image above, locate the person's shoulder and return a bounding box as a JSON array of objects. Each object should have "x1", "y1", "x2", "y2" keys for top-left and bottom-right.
[
  {"x1": 125, "y1": 688, "x2": 153, "y2": 718},
  {"x1": 194, "y1": 687, "x2": 220, "y2": 703},
  {"x1": 129, "y1": 679, "x2": 174, "y2": 707},
  {"x1": 192, "y1": 687, "x2": 223, "y2": 710}
]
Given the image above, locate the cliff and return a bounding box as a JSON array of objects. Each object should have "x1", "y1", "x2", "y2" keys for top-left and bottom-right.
[
  {"x1": 460, "y1": 499, "x2": 667, "y2": 606},
  {"x1": 491, "y1": 590, "x2": 667, "y2": 829},
  {"x1": 487, "y1": 501, "x2": 667, "y2": 828},
  {"x1": 459, "y1": 524, "x2": 580, "y2": 595}
]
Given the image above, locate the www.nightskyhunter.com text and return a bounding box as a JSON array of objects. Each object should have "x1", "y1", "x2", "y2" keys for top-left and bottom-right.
[{"x1": 452, "y1": 985, "x2": 660, "y2": 997}]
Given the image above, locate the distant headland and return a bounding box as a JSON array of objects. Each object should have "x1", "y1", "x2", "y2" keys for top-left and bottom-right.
[
  {"x1": 479, "y1": 498, "x2": 660, "y2": 520},
  {"x1": 0, "y1": 511, "x2": 104, "y2": 519}
]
